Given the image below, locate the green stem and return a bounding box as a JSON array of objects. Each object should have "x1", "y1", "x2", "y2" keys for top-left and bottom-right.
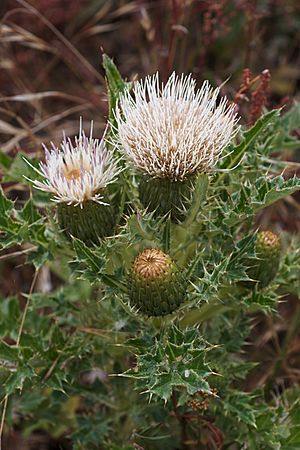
[{"x1": 171, "y1": 389, "x2": 188, "y2": 450}]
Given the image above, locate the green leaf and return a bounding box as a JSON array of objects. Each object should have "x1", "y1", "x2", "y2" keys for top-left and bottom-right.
[
  {"x1": 103, "y1": 54, "x2": 127, "y2": 129},
  {"x1": 220, "y1": 109, "x2": 279, "y2": 172},
  {"x1": 223, "y1": 391, "x2": 258, "y2": 428},
  {"x1": 17, "y1": 198, "x2": 43, "y2": 226},
  {"x1": 0, "y1": 185, "x2": 14, "y2": 216},
  {"x1": 281, "y1": 102, "x2": 300, "y2": 132},
  {"x1": 259, "y1": 176, "x2": 300, "y2": 208},
  {"x1": 72, "y1": 238, "x2": 126, "y2": 291},
  {"x1": 2, "y1": 152, "x2": 39, "y2": 183},
  {"x1": 218, "y1": 175, "x2": 300, "y2": 228},
  {"x1": 180, "y1": 303, "x2": 231, "y2": 327},
  {"x1": 0, "y1": 341, "x2": 18, "y2": 362},
  {"x1": 184, "y1": 173, "x2": 209, "y2": 226},
  {"x1": 0, "y1": 187, "x2": 19, "y2": 247},
  {"x1": 72, "y1": 238, "x2": 102, "y2": 274},
  {"x1": 121, "y1": 325, "x2": 215, "y2": 402},
  {"x1": 5, "y1": 365, "x2": 36, "y2": 394},
  {"x1": 0, "y1": 297, "x2": 20, "y2": 338},
  {"x1": 0, "y1": 151, "x2": 13, "y2": 170},
  {"x1": 27, "y1": 246, "x2": 52, "y2": 269},
  {"x1": 72, "y1": 415, "x2": 109, "y2": 447}
]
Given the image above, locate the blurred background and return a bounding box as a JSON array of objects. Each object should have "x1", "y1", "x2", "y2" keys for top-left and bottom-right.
[
  {"x1": 1, "y1": 0, "x2": 300, "y2": 150},
  {"x1": 1, "y1": 1, "x2": 300, "y2": 448}
]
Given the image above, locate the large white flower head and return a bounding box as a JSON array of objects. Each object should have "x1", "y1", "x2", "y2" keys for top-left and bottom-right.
[
  {"x1": 116, "y1": 72, "x2": 239, "y2": 181},
  {"x1": 29, "y1": 121, "x2": 120, "y2": 207}
]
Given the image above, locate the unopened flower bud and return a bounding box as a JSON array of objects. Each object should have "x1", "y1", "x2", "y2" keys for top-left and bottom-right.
[
  {"x1": 128, "y1": 248, "x2": 186, "y2": 316},
  {"x1": 246, "y1": 231, "x2": 281, "y2": 288}
]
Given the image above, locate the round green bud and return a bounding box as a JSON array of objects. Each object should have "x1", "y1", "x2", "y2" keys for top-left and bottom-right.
[
  {"x1": 246, "y1": 231, "x2": 281, "y2": 288},
  {"x1": 128, "y1": 248, "x2": 187, "y2": 316}
]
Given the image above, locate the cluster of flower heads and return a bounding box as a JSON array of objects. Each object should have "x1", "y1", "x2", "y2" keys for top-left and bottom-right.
[
  {"x1": 31, "y1": 72, "x2": 238, "y2": 204},
  {"x1": 29, "y1": 122, "x2": 119, "y2": 206}
]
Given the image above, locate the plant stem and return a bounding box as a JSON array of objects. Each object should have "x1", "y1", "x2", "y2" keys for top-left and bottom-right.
[
  {"x1": 17, "y1": 269, "x2": 39, "y2": 346},
  {"x1": 0, "y1": 395, "x2": 8, "y2": 450},
  {"x1": 172, "y1": 389, "x2": 188, "y2": 450}
]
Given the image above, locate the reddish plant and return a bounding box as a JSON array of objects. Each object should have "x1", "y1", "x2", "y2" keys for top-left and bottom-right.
[
  {"x1": 202, "y1": 0, "x2": 233, "y2": 48},
  {"x1": 234, "y1": 68, "x2": 271, "y2": 124},
  {"x1": 250, "y1": 69, "x2": 271, "y2": 124}
]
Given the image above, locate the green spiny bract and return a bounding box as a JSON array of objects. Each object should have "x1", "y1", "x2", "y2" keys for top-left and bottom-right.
[
  {"x1": 246, "y1": 231, "x2": 281, "y2": 288},
  {"x1": 127, "y1": 248, "x2": 187, "y2": 316},
  {"x1": 57, "y1": 198, "x2": 117, "y2": 246},
  {"x1": 138, "y1": 174, "x2": 195, "y2": 222}
]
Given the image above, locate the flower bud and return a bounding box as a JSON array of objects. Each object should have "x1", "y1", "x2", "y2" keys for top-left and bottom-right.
[
  {"x1": 128, "y1": 248, "x2": 186, "y2": 316},
  {"x1": 246, "y1": 231, "x2": 281, "y2": 288}
]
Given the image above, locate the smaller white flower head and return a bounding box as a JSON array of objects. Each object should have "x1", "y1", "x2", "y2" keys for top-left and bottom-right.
[
  {"x1": 28, "y1": 121, "x2": 120, "y2": 206},
  {"x1": 116, "y1": 72, "x2": 239, "y2": 181}
]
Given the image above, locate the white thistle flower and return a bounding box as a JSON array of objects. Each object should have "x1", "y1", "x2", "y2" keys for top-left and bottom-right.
[
  {"x1": 28, "y1": 121, "x2": 119, "y2": 207},
  {"x1": 116, "y1": 72, "x2": 239, "y2": 181}
]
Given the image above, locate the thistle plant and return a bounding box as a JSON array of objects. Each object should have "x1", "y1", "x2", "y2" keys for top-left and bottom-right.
[{"x1": 1, "y1": 56, "x2": 300, "y2": 449}]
